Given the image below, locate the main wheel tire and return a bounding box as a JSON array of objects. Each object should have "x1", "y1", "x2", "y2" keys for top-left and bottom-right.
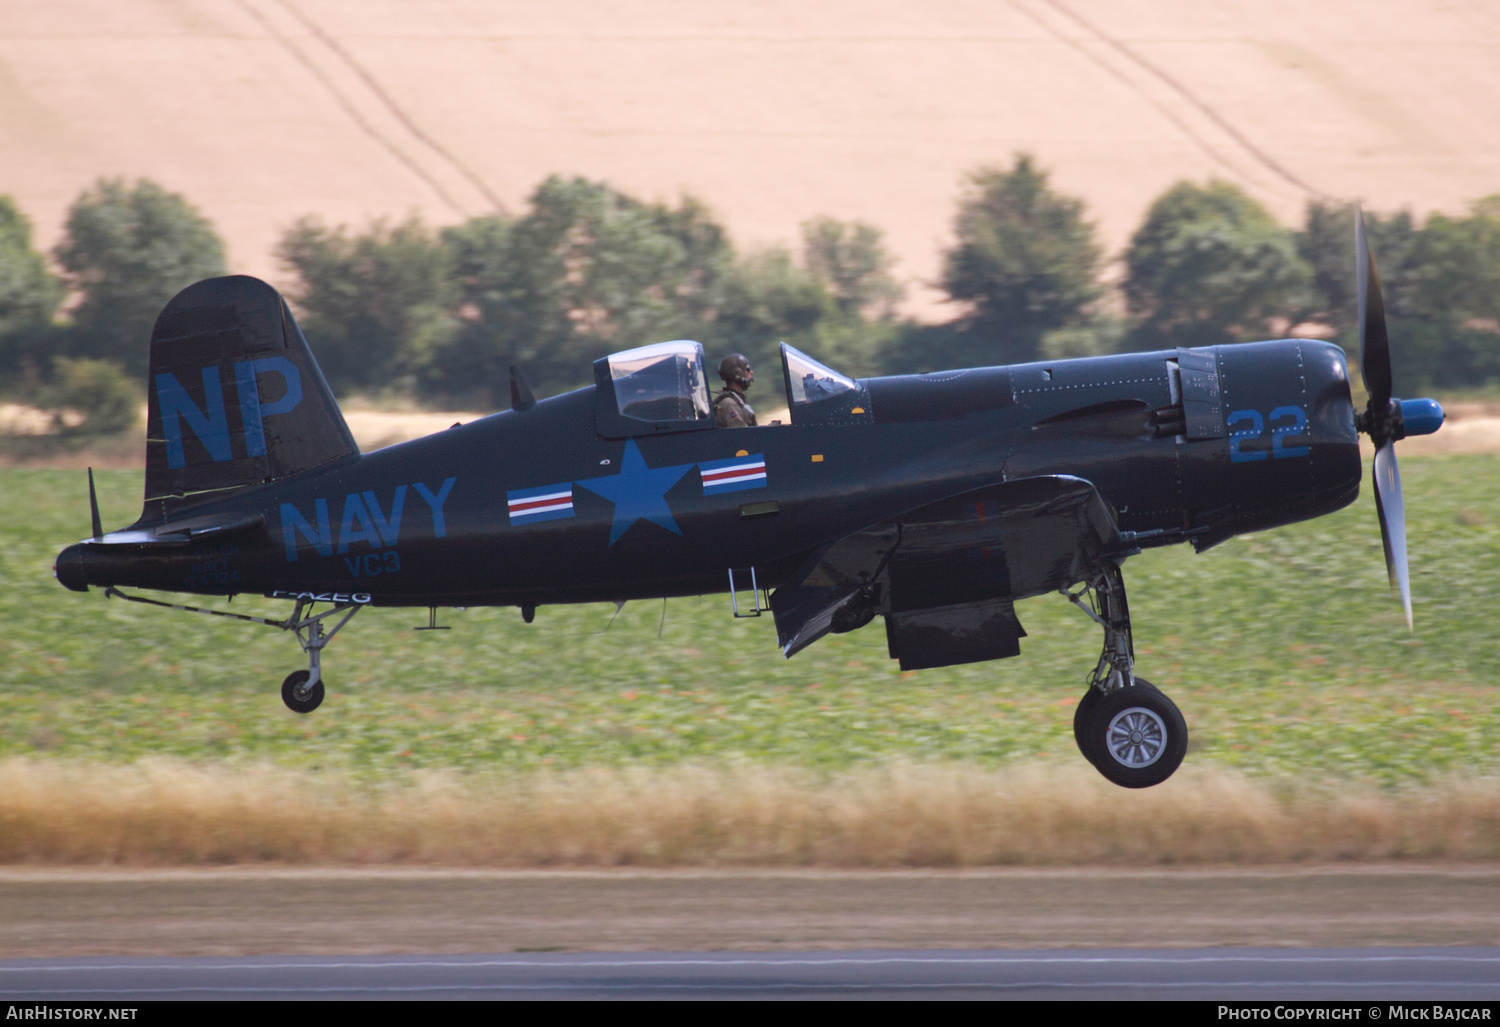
[
  {"x1": 1073, "y1": 688, "x2": 1106, "y2": 766},
  {"x1": 281, "y1": 670, "x2": 324, "y2": 714},
  {"x1": 1086, "y1": 682, "x2": 1186, "y2": 789}
]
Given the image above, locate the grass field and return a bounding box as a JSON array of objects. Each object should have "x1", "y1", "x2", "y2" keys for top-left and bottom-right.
[{"x1": 1, "y1": 455, "x2": 1495, "y2": 786}]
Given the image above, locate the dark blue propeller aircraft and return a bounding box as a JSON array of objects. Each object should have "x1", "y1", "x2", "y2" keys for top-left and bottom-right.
[{"x1": 54, "y1": 212, "x2": 1443, "y2": 788}]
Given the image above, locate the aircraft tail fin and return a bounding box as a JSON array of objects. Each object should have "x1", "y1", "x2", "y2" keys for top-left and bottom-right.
[{"x1": 142, "y1": 275, "x2": 358, "y2": 521}]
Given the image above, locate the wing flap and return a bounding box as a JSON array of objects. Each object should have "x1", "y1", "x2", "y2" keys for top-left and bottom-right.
[
  {"x1": 770, "y1": 475, "x2": 1120, "y2": 658},
  {"x1": 770, "y1": 525, "x2": 898, "y2": 658}
]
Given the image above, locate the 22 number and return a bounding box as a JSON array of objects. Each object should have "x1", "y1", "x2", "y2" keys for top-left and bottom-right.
[{"x1": 1227, "y1": 406, "x2": 1310, "y2": 463}]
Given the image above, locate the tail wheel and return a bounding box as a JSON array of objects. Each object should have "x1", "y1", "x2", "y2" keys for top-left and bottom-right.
[
  {"x1": 281, "y1": 670, "x2": 324, "y2": 714},
  {"x1": 1085, "y1": 682, "x2": 1185, "y2": 789}
]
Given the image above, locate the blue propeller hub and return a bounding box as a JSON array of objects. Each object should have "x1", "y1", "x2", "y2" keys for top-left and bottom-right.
[{"x1": 1399, "y1": 398, "x2": 1445, "y2": 437}]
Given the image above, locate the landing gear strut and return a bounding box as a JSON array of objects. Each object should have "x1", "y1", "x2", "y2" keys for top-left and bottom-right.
[
  {"x1": 100, "y1": 588, "x2": 363, "y2": 716},
  {"x1": 1062, "y1": 563, "x2": 1187, "y2": 788},
  {"x1": 279, "y1": 597, "x2": 362, "y2": 714}
]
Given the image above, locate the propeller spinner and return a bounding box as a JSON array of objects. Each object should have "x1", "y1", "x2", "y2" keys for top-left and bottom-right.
[{"x1": 1352, "y1": 208, "x2": 1445, "y2": 630}]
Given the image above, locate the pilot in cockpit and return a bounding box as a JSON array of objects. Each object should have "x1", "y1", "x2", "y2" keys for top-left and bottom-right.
[{"x1": 714, "y1": 354, "x2": 757, "y2": 428}]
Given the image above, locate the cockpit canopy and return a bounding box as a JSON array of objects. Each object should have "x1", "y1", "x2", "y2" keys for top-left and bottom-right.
[
  {"x1": 610, "y1": 341, "x2": 712, "y2": 422},
  {"x1": 592, "y1": 339, "x2": 874, "y2": 435},
  {"x1": 593, "y1": 340, "x2": 714, "y2": 438},
  {"x1": 780, "y1": 343, "x2": 873, "y2": 425}
]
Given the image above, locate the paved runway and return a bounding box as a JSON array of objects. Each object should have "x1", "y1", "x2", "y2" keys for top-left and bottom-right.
[{"x1": 2, "y1": 948, "x2": 1500, "y2": 1000}]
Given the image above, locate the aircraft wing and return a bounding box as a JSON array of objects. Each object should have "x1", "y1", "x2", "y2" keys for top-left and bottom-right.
[{"x1": 770, "y1": 475, "x2": 1120, "y2": 659}]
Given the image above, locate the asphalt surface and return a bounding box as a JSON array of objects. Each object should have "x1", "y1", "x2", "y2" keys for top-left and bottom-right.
[{"x1": 2, "y1": 948, "x2": 1499, "y2": 1000}]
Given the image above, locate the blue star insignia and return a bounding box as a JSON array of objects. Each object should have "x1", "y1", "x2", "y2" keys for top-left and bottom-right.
[{"x1": 575, "y1": 439, "x2": 695, "y2": 545}]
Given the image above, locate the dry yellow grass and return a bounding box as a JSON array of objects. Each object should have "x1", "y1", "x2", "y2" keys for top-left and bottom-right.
[{"x1": 3, "y1": 758, "x2": 1499, "y2": 867}]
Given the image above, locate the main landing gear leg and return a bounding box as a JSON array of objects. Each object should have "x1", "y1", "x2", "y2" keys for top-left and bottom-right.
[
  {"x1": 280, "y1": 599, "x2": 362, "y2": 715},
  {"x1": 1062, "y1": 563, "x2": 1187, "y2": 788}
]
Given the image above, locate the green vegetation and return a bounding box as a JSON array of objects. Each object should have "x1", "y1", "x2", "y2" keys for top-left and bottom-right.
[
  {"x1": 7, "y1": 166, "x2": 1500, "y2": 423},
  {"x1": 1296, "y1": 201, "x2": 1418, "y2": 336},
  {"x1": 0, "y1": 196, "x2": 62, "y2": 356},
  {"x1": 0, "y1": 179, "x2": 222, "y2": 444},
  {"x1": 2, "y1": 455, "x2": 1495, "y2": 785},
  {"x1": 430, "y1": 176, "x2": 736, "y2": 402},
  {"x1": 53, "y1": 178, "x2": 225, "y2": 377},
  {"x1": 1125, "y1": 180, "x2": 1311, "y2": 349},
  {"x1": 278, "y1": 215, "x2": 458, "y2": 395},
  {"x1": 937, "y1": 155, "x2": 1105, "y2": 367},
  {"x1": 285, "y1": 176, "x2": 896, "y2": 407},
  {"x1": 34, "y1": 357, "x2": 141, "y2": 438}
]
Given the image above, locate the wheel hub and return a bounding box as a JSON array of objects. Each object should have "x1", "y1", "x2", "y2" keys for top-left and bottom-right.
[{"x1": 1104, "y1": 707, "x2": 1167, "y2": 768}]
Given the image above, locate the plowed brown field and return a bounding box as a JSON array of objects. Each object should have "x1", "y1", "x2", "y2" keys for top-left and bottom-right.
[{"x1": 5, "y1": 1, "x2": 1500, "y2": 313}]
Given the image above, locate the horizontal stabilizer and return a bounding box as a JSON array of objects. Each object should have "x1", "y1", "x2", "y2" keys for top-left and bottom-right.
[{"x1": 84, "y1": 511, "x2": 265, "y2": 547}]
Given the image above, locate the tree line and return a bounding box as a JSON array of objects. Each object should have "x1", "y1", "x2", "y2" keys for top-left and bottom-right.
[{"x1": 4, "y1": 160, "x2": 1500, "y2": 434}]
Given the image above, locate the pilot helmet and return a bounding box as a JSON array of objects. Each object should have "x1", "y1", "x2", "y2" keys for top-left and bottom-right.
[{"x1": 719, "y1": 353, "x2": 754, "y2": 389}]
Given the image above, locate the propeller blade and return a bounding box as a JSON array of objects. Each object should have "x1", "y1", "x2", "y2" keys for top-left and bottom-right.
[
  {"x1": 1372, "y1": 441, "x2": 1412, "y2": 631},
  {"x1": 1356, "y1": 207, "x2": 1392, "y2": 410}
]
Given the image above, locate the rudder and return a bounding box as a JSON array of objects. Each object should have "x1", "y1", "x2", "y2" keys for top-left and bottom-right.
[{"x1": 143, "y1": 275, "x2": 358, "y2": 520}]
